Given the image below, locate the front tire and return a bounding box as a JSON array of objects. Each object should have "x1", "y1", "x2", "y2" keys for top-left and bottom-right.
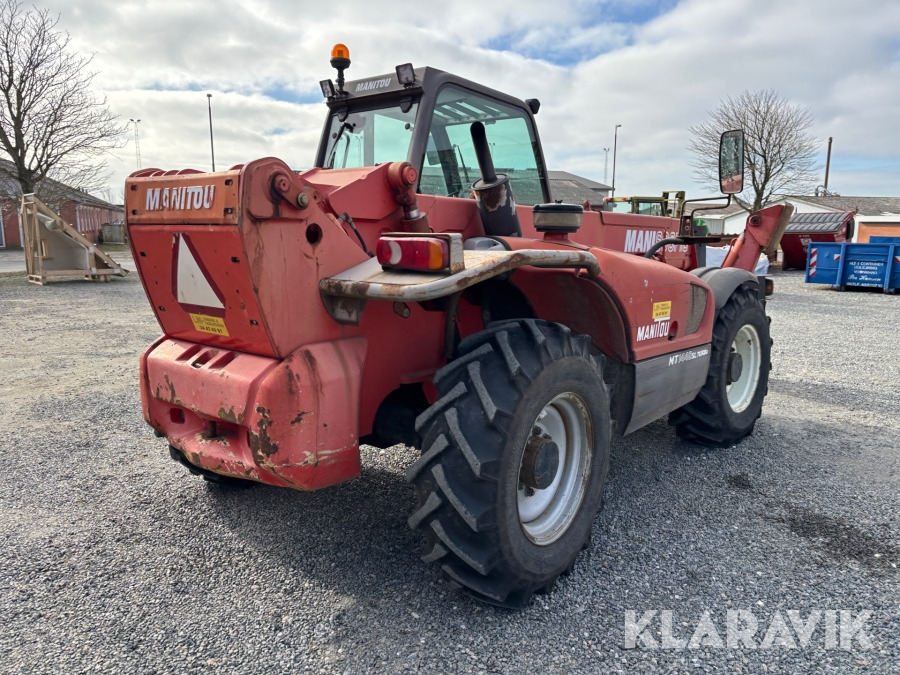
[
  {"x1": 407, "y1": 320, "x2": 611, "y2": 608},
  {"x1": 669, "y1": 285, "x2": 771, "y2": 446}
]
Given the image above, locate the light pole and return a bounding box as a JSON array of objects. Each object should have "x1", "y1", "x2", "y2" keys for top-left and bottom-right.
[
  {"x1": 611, "y1": 124, "x2": 622, "y2": 197},
  {"x1": 207, "y1": 93, "x2": 216, "y2": 172},
  {"x1": 602, "y1": 147, "x2": 610, "y2": 185},
  {"x1": 129, "y1": 118, "x2": 141, "y2": 169}
]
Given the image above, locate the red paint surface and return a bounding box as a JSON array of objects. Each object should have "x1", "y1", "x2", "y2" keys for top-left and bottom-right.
[{"x1": 127, "y1": 158, "x2": 733, "y2": 490}]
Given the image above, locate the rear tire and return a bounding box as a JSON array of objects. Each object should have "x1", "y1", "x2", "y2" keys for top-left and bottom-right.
[
  {"x1": 669, "y1": 285, "x2": 771, "y2": 446},
  {"x1": 407, "y1": 320, "x2": 611, "y2": 608}
]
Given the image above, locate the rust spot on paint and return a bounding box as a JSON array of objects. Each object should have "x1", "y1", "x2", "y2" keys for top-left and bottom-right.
[
  {"x1": 195, "y1": 432, "x2": 230, "y2": 447},
  {"x1": 164, "y1": 374, "x2": 176, "y2": 401},
  {"x1": 291, "y1": 410, "x2": 310, "y2": 426},
  {"x1": 302, "y1": 351, "x2": 324, "y2": 396},
  {"x1": 248, "y1": 405, "x2": 279, "y2": 456},
  {"x1": 217, "y1": 406, "x2": 244, "y2": 425},
  {"x1": 162, "y1": 374, "x2": 182, "y2": 405},
  {"x1": 479, "y1": 183, "x2": 507, "y2": 212},
  {"x1": 285, "y1": 365, "x2": 296, "y2": 397}
]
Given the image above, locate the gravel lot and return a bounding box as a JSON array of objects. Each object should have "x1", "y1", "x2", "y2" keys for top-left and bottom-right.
[{"x1": 1, "y1": 268, "x2": 897, "y2": 674}]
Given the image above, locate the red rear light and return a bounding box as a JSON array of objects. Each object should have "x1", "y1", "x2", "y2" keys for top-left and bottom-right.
[{"x1": 376, "y1": 236, "x2": 450, "y2": 271}]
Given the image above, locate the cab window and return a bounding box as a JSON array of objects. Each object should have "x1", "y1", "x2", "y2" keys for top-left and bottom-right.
[
  {"x1": 419, "y1": 85, "x2": 547, "y2": 204},
  {"x1": 323, "y1": 102, "x2": 418, "y2": 169}
]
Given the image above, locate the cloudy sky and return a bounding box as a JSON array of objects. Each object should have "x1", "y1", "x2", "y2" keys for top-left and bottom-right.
[{"x1": 37, "y1": 0, "x2": 900, "y2": 203}]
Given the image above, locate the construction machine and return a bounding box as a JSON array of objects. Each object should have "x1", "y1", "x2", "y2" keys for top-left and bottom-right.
[{"x1": 125, "y1": 45, "x2": 790, "y2": 608}]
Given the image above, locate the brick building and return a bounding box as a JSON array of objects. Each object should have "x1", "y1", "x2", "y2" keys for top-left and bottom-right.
[{"x1": 0, "y1": 159, "x2": 123, "y2": 248}]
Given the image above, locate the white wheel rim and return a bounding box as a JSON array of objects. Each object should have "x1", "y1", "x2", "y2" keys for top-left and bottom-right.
[
  {"x1": 727, "y1": 324, "x2": 761, "y2": 413},
  {"x1": 517, "y1": 393, "x2": 592, "y2": 546}
]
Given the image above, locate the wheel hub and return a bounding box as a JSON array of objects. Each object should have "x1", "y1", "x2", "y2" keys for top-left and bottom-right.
[
  {"x1": 726, "y1": 323, "x2": 762, "y2": 413},
  {"x1": 727, "y1": 351, "x2": 743, "y2": 384},
  {"x1": 520, "y1": 433, "x2": 560, "y2": 490},
  {"x1": 517, "y1": 392, "x2": 593, "y2": 546}
]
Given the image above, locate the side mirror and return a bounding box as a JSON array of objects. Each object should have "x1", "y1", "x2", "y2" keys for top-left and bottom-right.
[{"x1": 719, "y1": 129, "x2": 744, "y2": 194}]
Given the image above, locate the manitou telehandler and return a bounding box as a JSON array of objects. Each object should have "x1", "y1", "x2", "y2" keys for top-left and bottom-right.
[{"x1": 126, "y1": 45, "x2": 790, "y2": 608}]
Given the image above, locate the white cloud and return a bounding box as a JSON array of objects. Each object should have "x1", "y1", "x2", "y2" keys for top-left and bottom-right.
[{"x1": 29, "y1": 0, "x2": 900, "y2": 200}]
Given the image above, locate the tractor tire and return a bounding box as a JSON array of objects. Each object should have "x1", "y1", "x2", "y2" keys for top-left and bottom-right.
[
  {"x1": 407, "y1": 320, "x2": 611, "y2": 608},
  {"x1": 668, "y1": 285, "x2": 771, "y2": 447}
]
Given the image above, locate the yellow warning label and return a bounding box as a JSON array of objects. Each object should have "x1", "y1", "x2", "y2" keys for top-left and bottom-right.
[
  {"x1": 190, "y1": 313, "x2": 229, "y2": 336},
  {"x1": 652, "y1": 301, "x2": 672, "y2": 321}
]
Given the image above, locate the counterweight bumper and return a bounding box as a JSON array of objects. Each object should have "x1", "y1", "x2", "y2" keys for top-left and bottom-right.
[{"x1": 140, "y1": 336, "x2": 367, "y2": 489}]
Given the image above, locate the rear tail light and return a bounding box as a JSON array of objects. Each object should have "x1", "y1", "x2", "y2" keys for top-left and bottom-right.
[
  {"x1": 375, "y1": 233, "x2": 464, "y2": 273},
  {"x1": 377, "y1": 236, "x2": 448, "y2": 270}
]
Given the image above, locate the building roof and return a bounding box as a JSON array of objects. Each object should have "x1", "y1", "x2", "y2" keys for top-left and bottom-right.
[
  {"x1": 785, "y1": 210, "x2": 855, "y2": 234},
  {"x1": 782, "y1": 195, "x2": 900, "y2": 217},
  {"x1": 0, "y1": 158, "x2": 119, "y2": 210},
  {"x1": 547, "y1": 171, "x2": 611, "y2": 205}
]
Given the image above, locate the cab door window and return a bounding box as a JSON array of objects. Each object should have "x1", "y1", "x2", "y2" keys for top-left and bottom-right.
[{"x1": 419, "y1": 85, "x2": 547, "y2": 204}]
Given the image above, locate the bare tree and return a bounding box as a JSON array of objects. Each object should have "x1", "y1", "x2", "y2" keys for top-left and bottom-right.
[
  {"x1": 0, "y1": 0, "x2": 125, "y2": 203},
  {"x1": 688, "y1": 90, "x2": 819, "y2": 212}
]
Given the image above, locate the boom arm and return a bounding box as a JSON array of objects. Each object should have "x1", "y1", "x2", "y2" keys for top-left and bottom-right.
[{"x1": 722, "y1": 203, "x2": 794, "y2": 272}]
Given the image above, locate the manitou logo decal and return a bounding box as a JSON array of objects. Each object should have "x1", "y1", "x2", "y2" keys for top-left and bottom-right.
[
  {"x1": 625, "y1": 229, "x2": 664, "y2": 253},
  {"x1": 355, "y1": 77, "x2": 392, "y2": 92},
  {"x1": 624, "y1": 229, "x2": 689, "y2": 254},
  {"x1": 637, "y1": 299, "x2": 673, "y2": 341},
  {"x1": 145, "y1": 185, "x2": 215, "y2": 212},
  {"x1": 637, "y1": 321, "x2": 669, "y2": 341}
]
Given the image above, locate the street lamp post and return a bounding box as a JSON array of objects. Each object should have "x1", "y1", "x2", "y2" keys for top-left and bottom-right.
[
  {"x1": 207, "y1": 94, "x2": 216, "y2": 172},
  {"x1": 129, "y1": 118, "x2": 141, "y2": 169},
  {"x1": 611, "y1": 124, "x2": 622, "y2": 197},
  {"x1": 603, "y1": 147, "x2": 610, "y2": 184}
]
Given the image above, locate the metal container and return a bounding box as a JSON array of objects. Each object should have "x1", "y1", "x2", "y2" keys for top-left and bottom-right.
[
  {"x1": 781, "y1": 211, "x2": 855, "y2": 270},
  {"x1": 805, "y1": 237, "x2": 900, "y2": 293}
]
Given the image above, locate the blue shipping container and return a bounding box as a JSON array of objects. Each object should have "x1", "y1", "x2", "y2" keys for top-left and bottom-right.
[{"x1": 805, "y1": 237, "x2": 900, "y2": 293}]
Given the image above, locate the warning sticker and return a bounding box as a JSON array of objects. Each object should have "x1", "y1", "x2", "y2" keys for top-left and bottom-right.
[
  {"x1": 190, "y1": 313, "x2": 229, "y2": 336},
  {"x1": 652, "y1": 301, "x2": 672, "y2": 321}
]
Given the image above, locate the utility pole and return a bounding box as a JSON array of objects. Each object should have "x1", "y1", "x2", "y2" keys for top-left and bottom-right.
[
  {"x1": 207, "y1": 94, "x2": 216, "y2": 172},
  {"x1": 129, "y1": 118, "x2": 141, "y2": 169}
]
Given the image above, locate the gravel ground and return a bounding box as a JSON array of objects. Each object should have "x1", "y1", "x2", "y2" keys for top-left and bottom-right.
[{"x1": 0, "y1": 268, "x2": 897, "y2": 674}]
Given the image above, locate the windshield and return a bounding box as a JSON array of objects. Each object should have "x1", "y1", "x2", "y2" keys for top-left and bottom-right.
[{"x1": 323, "y1": 102, "x2": 419, "y2": 169}]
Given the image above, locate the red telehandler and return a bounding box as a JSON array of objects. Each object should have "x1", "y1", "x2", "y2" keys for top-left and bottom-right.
[{"x1": 125, "y1": 45, "x2": 790, "y2": 608}]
